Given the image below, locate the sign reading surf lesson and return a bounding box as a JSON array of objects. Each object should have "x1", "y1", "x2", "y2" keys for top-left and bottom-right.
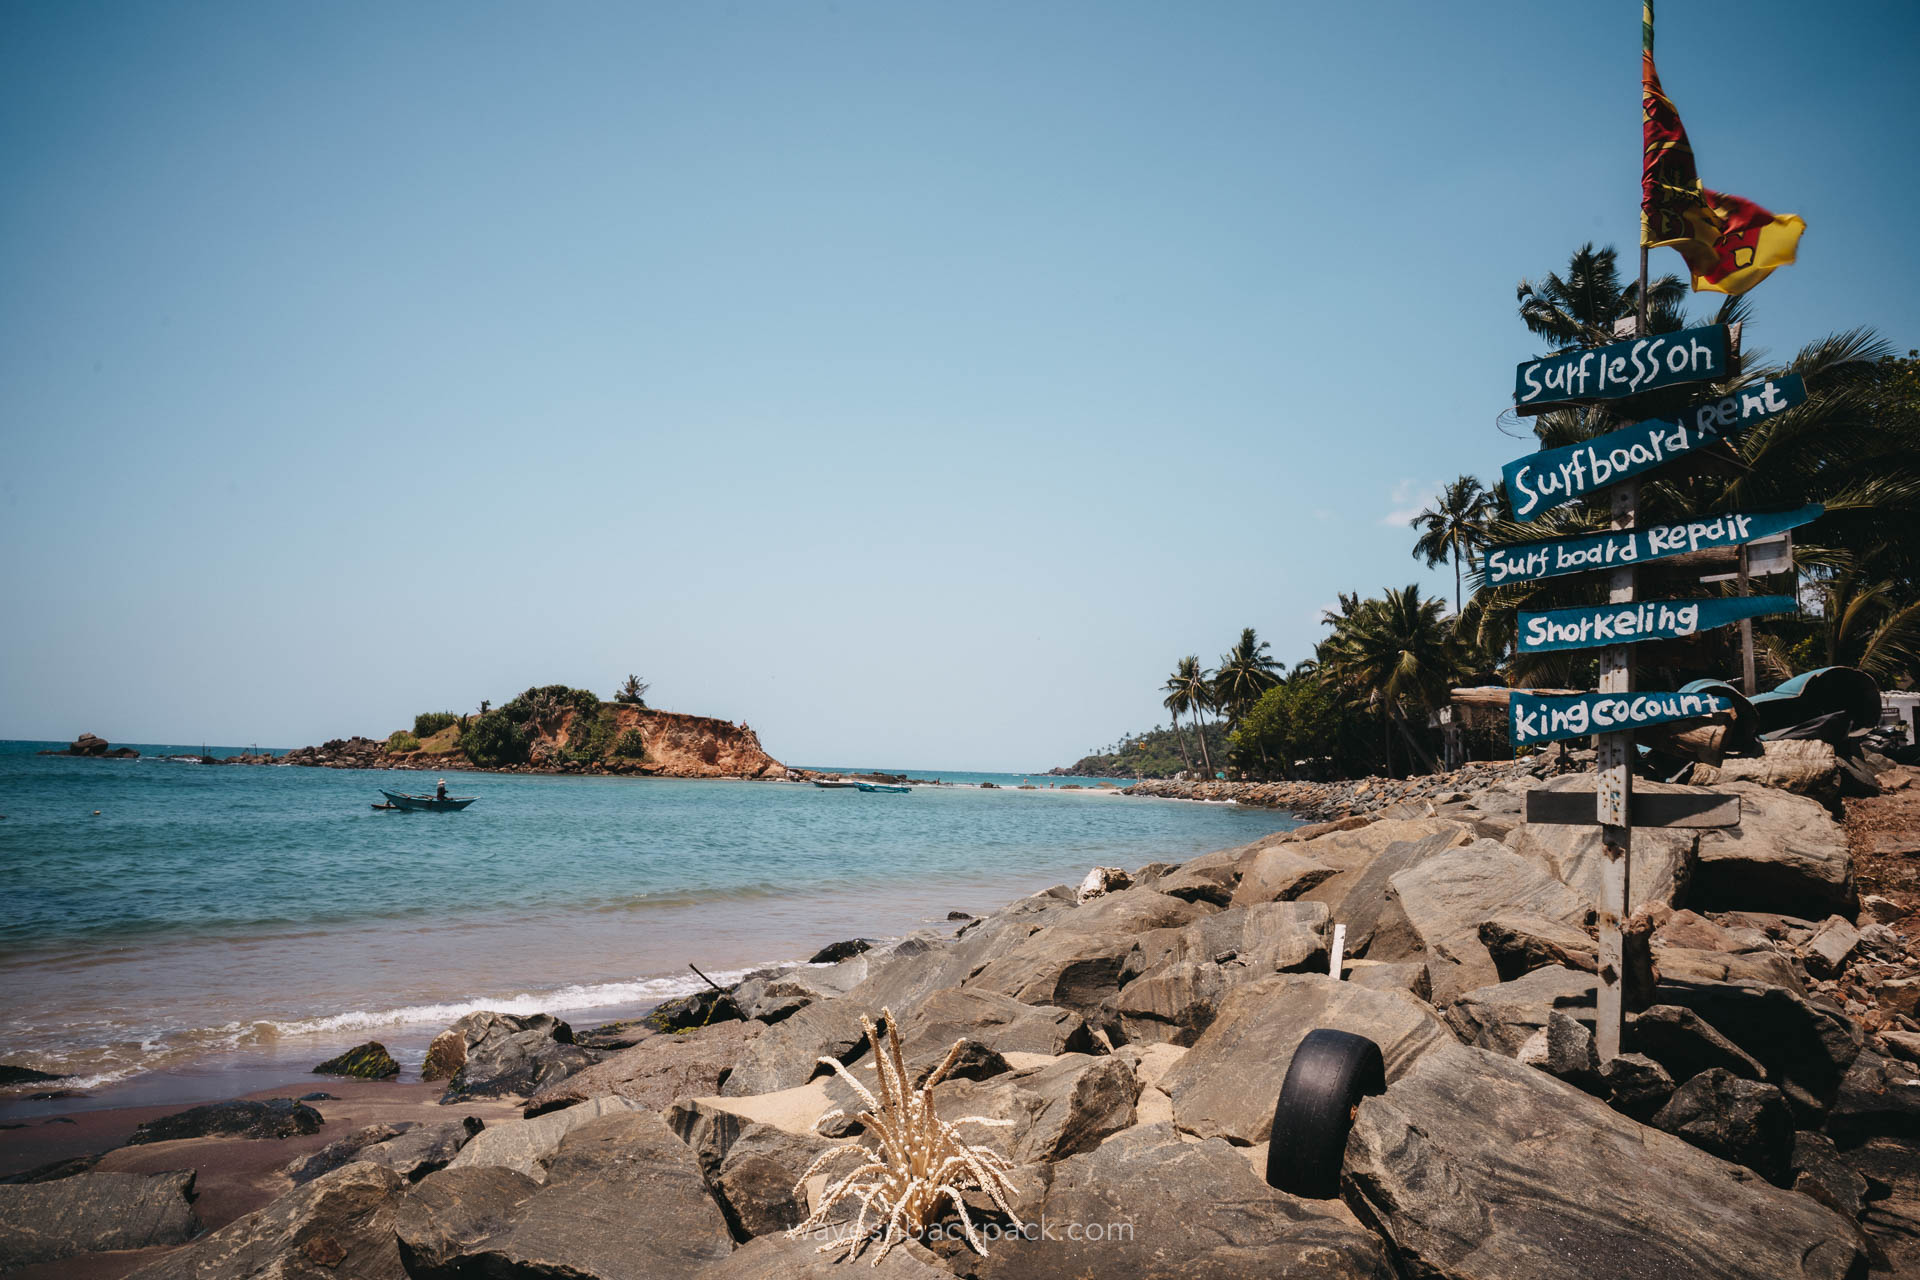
[
  {"x1": 1517, "y1": 594, "x2": 1794, "y2": 654},
  {"x1": 1510, "y1": 689, "x2": 1735, "y2": 747},
  {"x1": 1503, "y1": 375, "x2": 1805, "y2": 521},
  {"x1": 1512, "y1": 323, "x2": 1728, "y2": 415},
  {"x1": 1482, "y1": 504, "x2": 1820, "y2": 587}
]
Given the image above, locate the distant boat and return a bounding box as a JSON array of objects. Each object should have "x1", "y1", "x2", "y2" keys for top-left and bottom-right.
[
  {"x1": 812, "y1": 780, "x2": 861, "y2": 789},
  {"x1": 376, "y1": 789, "x2": 477, "y2": 812},
  {"x1": 856, "y1": 783, "x2": 911, "y2": 794}
]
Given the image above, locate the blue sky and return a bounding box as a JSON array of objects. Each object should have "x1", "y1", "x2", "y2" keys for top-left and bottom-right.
[{"x1": 3, "y1": 1, "x2": 1916, "y2": 770}]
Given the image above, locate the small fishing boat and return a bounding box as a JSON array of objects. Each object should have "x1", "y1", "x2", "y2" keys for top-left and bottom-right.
[
  {"x1": 856, "y1": 782, "x2": 911, "y2": 794},
  {"x1": 377, "y1": 789, "x2": 477, "y2": 812},
  {"x1": 812, "y1": 780, "x2": 862, "y2": 789}
]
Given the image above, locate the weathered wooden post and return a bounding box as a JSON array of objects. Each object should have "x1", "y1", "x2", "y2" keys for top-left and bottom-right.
[{"x1": 1593, "y1": 476, "x2": 1637, "y2": 1059}]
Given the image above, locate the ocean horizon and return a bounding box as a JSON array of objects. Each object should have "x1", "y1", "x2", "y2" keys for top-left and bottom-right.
[{"x1": 0, "y1": 740, "x2": 1295, "y2": 1116}]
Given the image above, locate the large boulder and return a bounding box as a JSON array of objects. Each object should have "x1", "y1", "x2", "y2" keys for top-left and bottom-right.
[
  {"x1": 970, "y1": 1123, "x2": 1395, "y2": 1279},
  {"x1": 1650, "y1": 978, "x2": 1862, "y2": 1111},
  {"x1": 1294, "y1": 818, "x2": 1475, "y2": 920},
  {"x1": 128, "y1": 1097, "x2": 323, "y2": 1145},
  {"x1": 1506, "y1": 789, "x2": 1698, "y2": 912},
  {"x1": 1477, "y1": 912, "x2": 1598, "y2": 980},
  {"x1": 1327, "y1": 830, "x2": 1473, "y2": 956},
  {"x1": 408, "y1": 1109, "x2": 734, "y2": 1278},
  {"x1": 1691, "y1": 738, "x2": 1845, "y2": 806},
  {"x1": 313, "y1": 1041, "x2": 401, "y2": 1079},
  {"x1": 1227, "y1": 847, "x2": 1337, "y2": 906},
  {"x1": 1626, "y1": 1005, "x2": 1766, "y2": 1083},
  {"x1": 720, "y1": 999, "x2": 870, "y2": 1097},
  {"x1": 446, "y1": 1096, "x2": 642, "y2": 1182},
  {"x1": 963, "y1": 892, "x2": 1210, "y2": 1014},
  {"x1": 1372, "y1": 839, "x2": 1593, "y2": 1005},
  {"x1": 1343, "y1": 1040, "x2": 1868, "y2": 1280},
  {"x1": 431, "y1": 1011, "x2": 598, "y2": 1102},
  {"x1": 1443, "y1": 965, "x2": 1596, "y2": 1058},
  {"x1": 890, "y1": 987, "x2": 1092, "y2": 1066},
  {"x1": 1651, "y1": 1068, "x2": 1795, "y2": 1184},
  {"x1": 0, "y1": 1171, "x2": 198, "y2": 1271},
  {"x1": 1111, "y1": 960, "x2": 1234, "y2": 1046},
  {"x1": 358, "y1": 1116, "x2": 486, "y2": 1181},
  {"x1": 1690, "y1": 782, "x2": 1856, "y2": 917},
  {"x1": 126, "y1": 1161, "x2": 406, "y2": 1280},
  {"x1": 1162, "y1": 974, "x2": 1450, "y2": 1145},
  {"x1": 668, "y1": 1100, "x2": 821, "y2": 1238},
  {"x1": 526, "y1": 1017, "x2": 762, "y2": 1115},
  {"x1": 286, "y1": 1123, "x2": 408, "y2": 1184},
  {"x1": 393, "y1": 1165, "x2": 540, "y2": 1275}
]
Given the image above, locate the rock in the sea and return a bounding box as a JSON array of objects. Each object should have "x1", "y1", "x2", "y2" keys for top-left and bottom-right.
[
  {"x1": 0, "y1": 1064, "x2": 67, "y2": 1086},
  {"x1": 313, "y1": 1041, "x2": 401, "y2": 1079},
  {"x1": 1343, "y1": 1040, "x2": 1868, "y2": 1280},
  {"x1": 1163, "y1": 973, "x2": 1449, "y2": 1145},
  {"x1": 643, "y1": 988, "x2": 745, "y2": 1033},
  {"x1": 526, "y1": 1018, "x2": 763, "y2": 1116},
  {"x1": 970, "y1": 1123, "x2": 1395, "y2": 1279},
  {"x1": 809, "y1": 938, "x2": 872, "y2": 964},
  {"x1": 127, "y1": 1097, "x2": 324, "y2": 1145},
  {"x1": 1690, "y1": 782, "x2": 1856, "y2": 917},
  {"x1": 0, "y1": 1171, "x2": 198, "y2": 1270},
  {"x1": 1652, "y1": 1067, "x2": 1795, "y2": 1184},
  {"x1": 432, "y1": 1011, "x2": 598, "y2": 1103},
  {"x1": 409, "y1": 1110, "x2": 734, "y2": 1279},
  {"x1": 126, "y1": 1161, "x2": 406, "y2": 1280}
]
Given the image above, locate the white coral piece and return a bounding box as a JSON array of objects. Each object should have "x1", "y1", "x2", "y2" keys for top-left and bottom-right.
[{"x1": 787, "y1": 1007, "x2": 1024, "y2": 1264}]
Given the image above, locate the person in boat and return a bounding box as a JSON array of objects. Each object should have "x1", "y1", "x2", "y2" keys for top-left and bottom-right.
[{"x1": 435, "y1": 778, "x2": 448, "y2": 801}]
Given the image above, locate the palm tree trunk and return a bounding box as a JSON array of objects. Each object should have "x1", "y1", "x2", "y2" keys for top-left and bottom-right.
[
  {"x1": 1393, "y1": 713, "x2": 1442, "y2": 775},
  {"x1": 1171, "y1": 713, "x2": 1194, "y2": 775},
  {"x1": 1380, "y1": 713, "x2": 1394, "y2": 779},
  {"x1": 1195, "y1": 714, "x2": 1214, "y2": 777},
  {"x1": 1454, "y1": 549, "x2": 1463, "y2": 615}
]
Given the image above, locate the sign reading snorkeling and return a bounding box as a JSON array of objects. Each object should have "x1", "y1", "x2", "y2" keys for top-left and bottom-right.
[
  {"x1": 1512, "y1": 323, "x2": 1728, "y2": 415},
  {"x1": 1502, "y1": 375, "x2": 1805, "y2": 521},
  {"x1": 1482, "y1": 504, "x2": 1820, "y2": 587},
  {"x1": 1517, "y1": 594, "x2": 1794, "y2": 654}
]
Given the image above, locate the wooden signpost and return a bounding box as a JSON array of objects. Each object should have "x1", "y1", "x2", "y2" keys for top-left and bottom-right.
[{"x1": 1492, "y1": 319, "x2": 1808, "y2": 1060}]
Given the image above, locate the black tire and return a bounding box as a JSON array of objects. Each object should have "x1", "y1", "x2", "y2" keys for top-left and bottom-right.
[{"x1": 1265, "y1": 1028, "x2": 1386, "y2": 1199}]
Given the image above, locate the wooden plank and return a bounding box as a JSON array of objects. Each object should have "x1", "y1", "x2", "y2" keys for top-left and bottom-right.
[
  {"x1": 1527, "y1": 787, "x2": 1742, "y2": 828},
  {"x1": 1481, "y1": 505, "x2": 1819, "y2": 588},
  {"x1": 1513, "y1": 324, "x2": 1730, "y2": 415},
  {"x1": 1501, "y1": 374, "x2": 1805, "y2": 519},
  {"x1": 1516, "y1": 594, "x2": 1796, "y2": 654}
]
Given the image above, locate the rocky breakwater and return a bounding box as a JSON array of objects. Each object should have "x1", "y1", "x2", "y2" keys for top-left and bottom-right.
[
  {"x1": 1127, "y1": 753, "x2": 1573, "y2": 822},
  {"x1": 36, "y1": 732, "x2": 139, "y2": 759},
  {"x1": 31, "y1": 741, "x2": 1920, "y2": 1277}
]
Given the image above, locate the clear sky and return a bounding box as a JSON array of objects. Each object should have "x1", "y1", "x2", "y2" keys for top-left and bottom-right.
[{"x1": 3, "y1": 1, "x2": 1916, "y2": 770}]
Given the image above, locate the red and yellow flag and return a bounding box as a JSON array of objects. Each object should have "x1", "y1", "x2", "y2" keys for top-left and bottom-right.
[{"x1": 1640, "y1": 1, "x2": 1804, "y2": 296}]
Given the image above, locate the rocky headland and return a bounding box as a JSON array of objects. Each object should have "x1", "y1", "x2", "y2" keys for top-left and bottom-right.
[
  {"x1": 8, "y1": 741, "x2": 1920, "y2": 1278},
  {"x1": 35, "y1": 733, "x2": 139, "y2": 760}
]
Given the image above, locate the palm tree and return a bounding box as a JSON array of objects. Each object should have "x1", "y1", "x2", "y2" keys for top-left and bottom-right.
[
  {"x1": 1411, "y1": 475, "x2": 1493, "y2": 614},
  {"x1": 1516, "y1": 243, "x2": 1688, "y2": 351},
  {"x1": 1213, "y1": 628, "x2": 1282, "y2": 730},
  {"x1": 1757, "y1": 572, "x2": 1920, "y2": 685},
  {"x1": 615, "y1": 674, "x2": 650, "y2": 706},
  {"x1": 1318, "y1": 586, "x2": 1464, "y2": 777},
  {"x1": 1159, "y1": 662, "x2": 1197, "y2": 775},
  {"x1": 1166, "y1": 656, "x2": 1217, "y2": 777}
]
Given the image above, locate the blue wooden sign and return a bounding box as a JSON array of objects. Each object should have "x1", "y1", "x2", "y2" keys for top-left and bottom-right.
[
  {"x1": 1510, "y1": 689, "x2": 1735, "y2": 747},
  {"x1": 1513, "y1": 324, "x2": 1728, "y2": 416},
  {"x1": 1483, "y1": 504, "x2": 1819, "y2": 588},
  {"x1": 1503, "y1": 374, "x2": 1806, "y2": 522},
  {"x1": 1517, "y1": 594, "x2": 1796, "y2": 653}
]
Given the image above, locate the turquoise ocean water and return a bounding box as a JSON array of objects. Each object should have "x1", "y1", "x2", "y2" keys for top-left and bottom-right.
[{"x1": 0, "y1": 742, "x2": 1292, "y2": 1112}]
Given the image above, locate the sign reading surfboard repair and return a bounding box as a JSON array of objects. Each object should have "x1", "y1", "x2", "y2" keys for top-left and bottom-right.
[
  {"x1": 1482, "y1": 504, "x2": 1820, "y2": 587},
  {"x1": 1503, "y1": 375, "x2": 1806, "y2": 521},
  {"x1": 1516, "y1": 594, "x2": 1796, "y2": 654},
  {"x1": 1510, "y1": 689, "x2": 1734, "y2": 747},
  {"x1": 1513, "y1": 324, "x2": 1728, "y2": 415}
]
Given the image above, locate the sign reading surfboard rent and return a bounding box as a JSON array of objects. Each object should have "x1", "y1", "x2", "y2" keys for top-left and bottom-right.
[
  {"x1": 1516, "y1": 594, "x2": 1795, "y2": 654},
  {"x1": 1482, "y1": 504, "x2": 1819, "y2": 587},
  {"x1": 1513, "y1": 324, "x2": 1728, "y2": 415},
  {"x1": 1510, "y1": 689, "x2": 1733, "y2": 747},
  {"x1": 1503, "y1": 375, "x2": 1806, "y2": 521}
]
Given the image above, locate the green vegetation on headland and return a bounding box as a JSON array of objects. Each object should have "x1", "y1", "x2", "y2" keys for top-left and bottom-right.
[
  {"x1": 1081, "y1": 244, "x2": 1920, "y2": 783},
  {"x1": 1055, "y1": 722, "x2": 1232, "y2": 779}
]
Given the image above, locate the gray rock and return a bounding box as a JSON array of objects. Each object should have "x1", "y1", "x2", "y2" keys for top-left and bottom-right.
[
  {"x1": 1293, "y1": 818, "x2": 1475, "y2": 918},
  {"x1": 1824, "y1": 1049, "x2": 1920, "y2": 1145},
  {"x1": 1653, "y1": 979, "x2": 1862, "y2": 1108},
  {"x1": 1374, "y1": 838, "x2": 1593, "y2": 1005},
  {"x1": 1626, "y1": 1004, "x2": 1767, "y2": 1082},
  {"x1": 393, "y1": 1165, "x2": 541, "y2": 1274},
  {"x1": 971, "y1": 1123, "x2": 1395, "y2": 1279},
  {"x1": 1861, "y1": 894, "x2": 1908, "y2": 925},
  {"x1": 893, "y1": 987, "x2": 1092, "y2": 1065},
  {"x1": 0, "y1": 1171, "x2": 198, "y2": 1270},
  {"x1": 127, "y1": 1097, "x2": 323, "y2": 1144},
  {"x1": 446, "y1": 1095, "x2": 642, "y2": 1182},
  {"x1": 721, "y1": 999, "x2": 871, "y2": 1097},
  {"x1": 1315, "y1": 828, "x2": 1472, "y2": 954},
  {"x1": 126, "y1": 1161, "x2": 406, "y2": 1280},
  {"x1": 1692, "y1": 782, "x2": 1856, "y2": 917},
  {"x1": 1516, "y1": 1010, "x2": 1601, "y2": 1091},
  {"x1": 1227, "y1": 847, "x2": 1338, "y2": 906},
  {"x1": 1111, "y1": 960, "x2": 1232, "y2": 1045},
  {"x1": 1180, "y1": 899, "x2": 1330, "y2": 973},
  {"x1": 528, "y1": 1017, "x2": 762, "y2": 1114},
  {"x1": 1152, "y1": 848, "x2": 1246, "y2": 905},
  {"x1": 1803, "y1": 915, "x2": 1862, "y2": 979},
  {"x1": 1444, "y1": 965, "x2": 1596, "y2": 1059},
  {"x1": 1164, "y1": 973, "x2": 1449, "y2": 1145},
  {"x1": 963, "y1": 892, "x2": 1210, "y2": 1014},
  {"x1": 1599, "y1": 1052, "x2": 1675, "y2": 1120},
  {"x1": 1652, "y1": 1068, "x2": 1795, "y2": 1184},
  {"x1": 286, "y1": 1122, "x2": 406, "y2": 1184},
  {"x1": 699, "y1": 1232, "x2": 951, "y2": 1277},
  {"x1": 1343, "y1": 1040, "x2": 1868, "y2": 1280},
  {"x1": 417, "y1": 1110, "x2": 735, "y2": 1278},
  {"x1": 434, "y1": 1011, "x2": 599, "y2": 1103},
  {"x1": 1478, "y1": 912, "x2": 1597, "y2": 980},
  {"x1": 668, "y1": 1099, "x2": 820, "y2": 1237},
  {"x1": 1344, "y1": 960, "x2": 1432, "y2": 999},
  {"x1": 1507, "y1": 778, "x2": 1699, "y2": 911},
  {"x1": 359, "y1": 1116, "x2": 485, "y2": 1181},
  {"x1": 1792, "y1": 1130, "x2": 1870, "y2": 1219}
]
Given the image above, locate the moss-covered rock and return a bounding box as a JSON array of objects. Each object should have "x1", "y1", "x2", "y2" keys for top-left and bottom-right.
[{"x1": 313, "y1": 1041, "x2": 401, "y2": 1079}]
